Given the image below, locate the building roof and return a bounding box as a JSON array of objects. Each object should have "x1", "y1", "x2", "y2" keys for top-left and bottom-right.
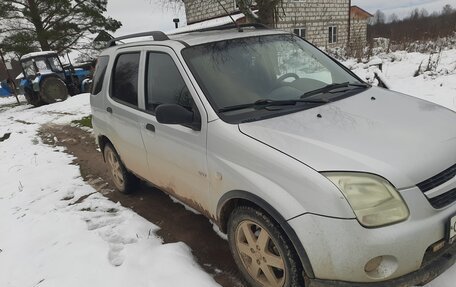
[{"x1": 350, "y1": 6, "x2": 373, "y2": 20}]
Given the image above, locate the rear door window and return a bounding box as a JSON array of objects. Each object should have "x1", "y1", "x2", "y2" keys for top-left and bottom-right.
[
  {"x1": 111, "y1": 53, "x2": 140, "y2": 107},
  {"x1": 92, "y1": 56, "x2": 109, "y2": 95}
]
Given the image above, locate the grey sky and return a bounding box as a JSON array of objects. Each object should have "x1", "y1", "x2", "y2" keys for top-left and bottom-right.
[
  {"x1": 106, "y1": 0, "x2": 186, "y2": 36},
  {"x1": 106, "y1": 0, "x2": 455, "y2": 36}
]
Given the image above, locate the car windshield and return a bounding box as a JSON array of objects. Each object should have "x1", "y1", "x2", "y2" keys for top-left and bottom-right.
[{"x1": 182, "y1": 34, "x2": 367, "y2": 123}]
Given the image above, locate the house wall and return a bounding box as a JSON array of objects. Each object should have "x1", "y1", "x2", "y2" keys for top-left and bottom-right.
[
  {"x1": 276, "y1": 0, "x2": 350, "y2": 49},
  {"x1": 349, "y1": 16, "x2": 368, "y2": 52},
  {"x1": 184, "y1": 0, "x2": 351, "y2": 48},
  {"x1": 184, "y1": 0, "x2": 238, "y2": 24}
]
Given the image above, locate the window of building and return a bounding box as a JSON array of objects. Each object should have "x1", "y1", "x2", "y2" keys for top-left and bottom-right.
[
  {"x1": 329, "y1": 26, "x2": 338, "y2": 44},
  {"x1": 145, "y1": 52, "x2": 192, "y2": 113},
  {"x1": 293, "y1": 28, "x2": 306, "y2": 39},
  {"x1": 92, "y1": 56, "x2": 109, "y2": 95},
  {"x1": 111, "y1": 53, "x2": 140, "y2": 107}
]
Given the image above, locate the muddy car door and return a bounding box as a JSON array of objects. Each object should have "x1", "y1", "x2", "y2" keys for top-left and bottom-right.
[
  {"x1": 138, "y1": 47, "x2": 210, "y2": 212},
  {"x1": 105, "y1": 50, "x2": 149, "y2": 179}
]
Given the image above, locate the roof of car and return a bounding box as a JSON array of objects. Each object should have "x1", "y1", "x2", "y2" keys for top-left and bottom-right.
[
  {"x1": 170, "y1": 27, "x2": 287, "y2": 46},
  {"x1": 101, "y1": 26, "x2": 289, "y2": 54}
]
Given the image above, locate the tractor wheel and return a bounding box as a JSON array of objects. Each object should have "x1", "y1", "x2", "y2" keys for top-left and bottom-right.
[
  {"x1": 24, "y1": 89, "x2": 45, "y2": 107},
  {"x1": 40, "y1": 77, "x2": 69, "y2": 104}
]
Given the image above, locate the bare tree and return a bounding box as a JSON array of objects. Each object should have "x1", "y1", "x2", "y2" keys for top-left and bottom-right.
[
  {"x1": 420, "y1": 8, "x2": 429, "y2": 18},
  {"x1": 388, "y1": 13, "x2": 399, "y2": 23},
  {"x1": 368, "y1": 4, "x2": 456, "y2": 47},
  {"x1": 442, "y1": 4, "x2": 453, "y2": 15},
  {"x1": 370, "y1": 10, "x2": 386, "y2": 25}
]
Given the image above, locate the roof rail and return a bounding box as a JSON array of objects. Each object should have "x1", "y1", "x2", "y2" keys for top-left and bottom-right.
[
  {"x1": 173, "y1": 23, "x2": 269, "y2": 35},
  {"x1": 107, "y1": 31, "x2": 169, "y2": 47}
]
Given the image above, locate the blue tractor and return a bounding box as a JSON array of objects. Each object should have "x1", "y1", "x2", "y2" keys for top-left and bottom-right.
[{"x1": 19, "y1": 51, "x2": 92, "y2": 106}]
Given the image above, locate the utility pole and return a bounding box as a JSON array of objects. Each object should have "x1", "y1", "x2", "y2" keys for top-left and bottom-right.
[{"x1": 0, "y1": 49, "x2": 20, "y2": 104}]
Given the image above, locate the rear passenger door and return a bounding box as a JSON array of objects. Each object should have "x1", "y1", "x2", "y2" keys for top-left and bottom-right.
[
  {"x1": 138, "y1": 47, "x2": 210, "y2": 211},
  {"x1": 106, "y1": 50, "x2": 149, "y2": 179}
]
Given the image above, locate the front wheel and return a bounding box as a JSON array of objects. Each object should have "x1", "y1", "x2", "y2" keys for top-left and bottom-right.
[{"x1": 228, "y1": 206, "x2": 304, "y2": 287}]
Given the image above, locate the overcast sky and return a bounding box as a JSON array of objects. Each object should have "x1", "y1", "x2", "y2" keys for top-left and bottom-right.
[{"x1": 106, "y1": 0, "x2": 455, "y2": 36}]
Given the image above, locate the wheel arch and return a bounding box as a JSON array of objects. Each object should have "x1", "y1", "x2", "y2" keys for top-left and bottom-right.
[{"x1": 217, "y1": 190, "x2": 315, "y2": 279}]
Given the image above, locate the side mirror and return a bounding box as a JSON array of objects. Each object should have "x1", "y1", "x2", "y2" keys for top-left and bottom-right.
[{"x1": 156, "y1": 104, "x2": 200, "y2": 130}]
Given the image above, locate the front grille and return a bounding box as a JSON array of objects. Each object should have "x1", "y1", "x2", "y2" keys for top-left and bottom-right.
[
  {"x1": 428, "y1": 188, "x2": 456, "y2": 209},
  {"x1": 417, "y1": 164, "x2": 456, "y2": 192}
]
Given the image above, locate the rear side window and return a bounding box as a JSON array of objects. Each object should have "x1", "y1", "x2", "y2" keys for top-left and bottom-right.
[
  {"x1": 111, "y1": 53, "x2": 140, "y2": 107},
  {"x1": 92, "y1": 56, "x2": 109, "y2": 95},
  {"x1": 145, "y1": 52, "x2": 192, "y2": 112}
]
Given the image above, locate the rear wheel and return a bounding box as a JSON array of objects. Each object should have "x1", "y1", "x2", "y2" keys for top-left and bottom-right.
[
  {"x1": 228, "y1": 206, "x2": 304, "y2": 287},
  {"x1": 40, "y1": 77, "x2": 68, "y2": 104},
  {"x1": 103, "y1": 143, "x2": 138, "y2": 194}
]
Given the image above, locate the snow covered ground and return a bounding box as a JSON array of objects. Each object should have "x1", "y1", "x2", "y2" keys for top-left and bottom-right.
[
  {"x1": 0, "y1": 48, "x2": 455, "y2": 287},
  {"x1": 347, "y1": 49, "x2": 456, "y2": 112},
  {"x1": 0, "y1": 95, "x2": 218, "y2": 287}
]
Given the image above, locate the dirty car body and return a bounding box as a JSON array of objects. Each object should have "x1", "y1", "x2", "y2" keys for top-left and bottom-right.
[{"x1": 90, "y1": 26, "x2": 456, "y2": 286}]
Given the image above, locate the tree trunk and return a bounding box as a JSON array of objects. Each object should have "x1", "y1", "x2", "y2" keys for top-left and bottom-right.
[{"x1": 27, "y1": 0, "x2": 51, "y2": 51}]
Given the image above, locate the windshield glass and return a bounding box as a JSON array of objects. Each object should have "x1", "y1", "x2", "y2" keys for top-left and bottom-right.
[{"x1": 182, "y1": 34, "x2": 365, "y2": 123}]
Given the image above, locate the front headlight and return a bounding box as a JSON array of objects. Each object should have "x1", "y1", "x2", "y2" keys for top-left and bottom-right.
[{"x1": 323, "y1": 172, "x2": 409, "y2": 227}]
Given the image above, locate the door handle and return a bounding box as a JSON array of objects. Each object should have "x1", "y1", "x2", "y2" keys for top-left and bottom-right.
[
  {"x1": 146, "y1": 123, "x2": 155, "y2": 132},
  {"x1": 106, "y1": 107, "x2": 113, "y2": 113}
]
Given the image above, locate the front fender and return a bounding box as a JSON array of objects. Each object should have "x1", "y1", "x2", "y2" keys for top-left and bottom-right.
[{"x1": 207, "y1": 120, "x2": 355, "y2": 221}]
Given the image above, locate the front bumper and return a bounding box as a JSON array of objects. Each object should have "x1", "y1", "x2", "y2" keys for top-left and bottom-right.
[
  {"x1": 307, "y1": 242, "x2": 456, "y2": 287},
  {"x1": 288, "y1": 186, "x2": 456, "y2": 284}
]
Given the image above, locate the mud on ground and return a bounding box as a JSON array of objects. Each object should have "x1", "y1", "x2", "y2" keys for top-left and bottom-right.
[{"x1": 39, "y1": 124, "x2": 244, "y2": 287}]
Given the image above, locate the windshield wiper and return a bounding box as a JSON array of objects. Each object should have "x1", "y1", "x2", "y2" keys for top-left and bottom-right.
[
  {"x1": 218, "y1": 98, "x2": 328, "y2": 113},
  {"x1": 301, "y1": 82, "x2": 369, "y2": 99}
]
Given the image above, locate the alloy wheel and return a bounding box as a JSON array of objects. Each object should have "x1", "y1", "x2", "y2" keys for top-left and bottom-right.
[
  {"x1": 235, "y1": 220, "x2": 287, "y2": 287},
  {"x1": 105, "y1": 148, "x2": 124, "y2": 190}
]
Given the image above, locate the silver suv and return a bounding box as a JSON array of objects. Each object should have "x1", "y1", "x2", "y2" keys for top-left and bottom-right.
[{"x1": 90, "y1": 25, "x2": 456, "y2": 287}]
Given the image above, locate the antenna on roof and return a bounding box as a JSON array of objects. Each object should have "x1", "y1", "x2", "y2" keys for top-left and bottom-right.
[{"x1": 215, "y1": 0, "x2": 243, "y2": 32}]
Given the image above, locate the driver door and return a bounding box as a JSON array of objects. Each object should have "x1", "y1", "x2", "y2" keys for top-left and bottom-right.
[{"x1": 137, "y1": 47, "x2": 210, "y2": 212}]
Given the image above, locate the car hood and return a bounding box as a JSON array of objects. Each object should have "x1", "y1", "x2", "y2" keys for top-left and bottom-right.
[{"x1": 239, "y1": 87, "x2": 456, "y2": 189}]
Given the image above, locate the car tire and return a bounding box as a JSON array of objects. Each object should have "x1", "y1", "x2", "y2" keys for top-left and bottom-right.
[
  {"x1": 103, "y1": 143, "x2": 138, "y2": 194},
  {"x1": 228, "y1": 206, "x2": 304, "y2": 287}
]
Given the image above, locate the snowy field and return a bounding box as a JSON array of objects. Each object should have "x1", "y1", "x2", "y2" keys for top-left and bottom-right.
[{"x1": 0, "y1": 48, "x2": 455, "y2": 287}]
